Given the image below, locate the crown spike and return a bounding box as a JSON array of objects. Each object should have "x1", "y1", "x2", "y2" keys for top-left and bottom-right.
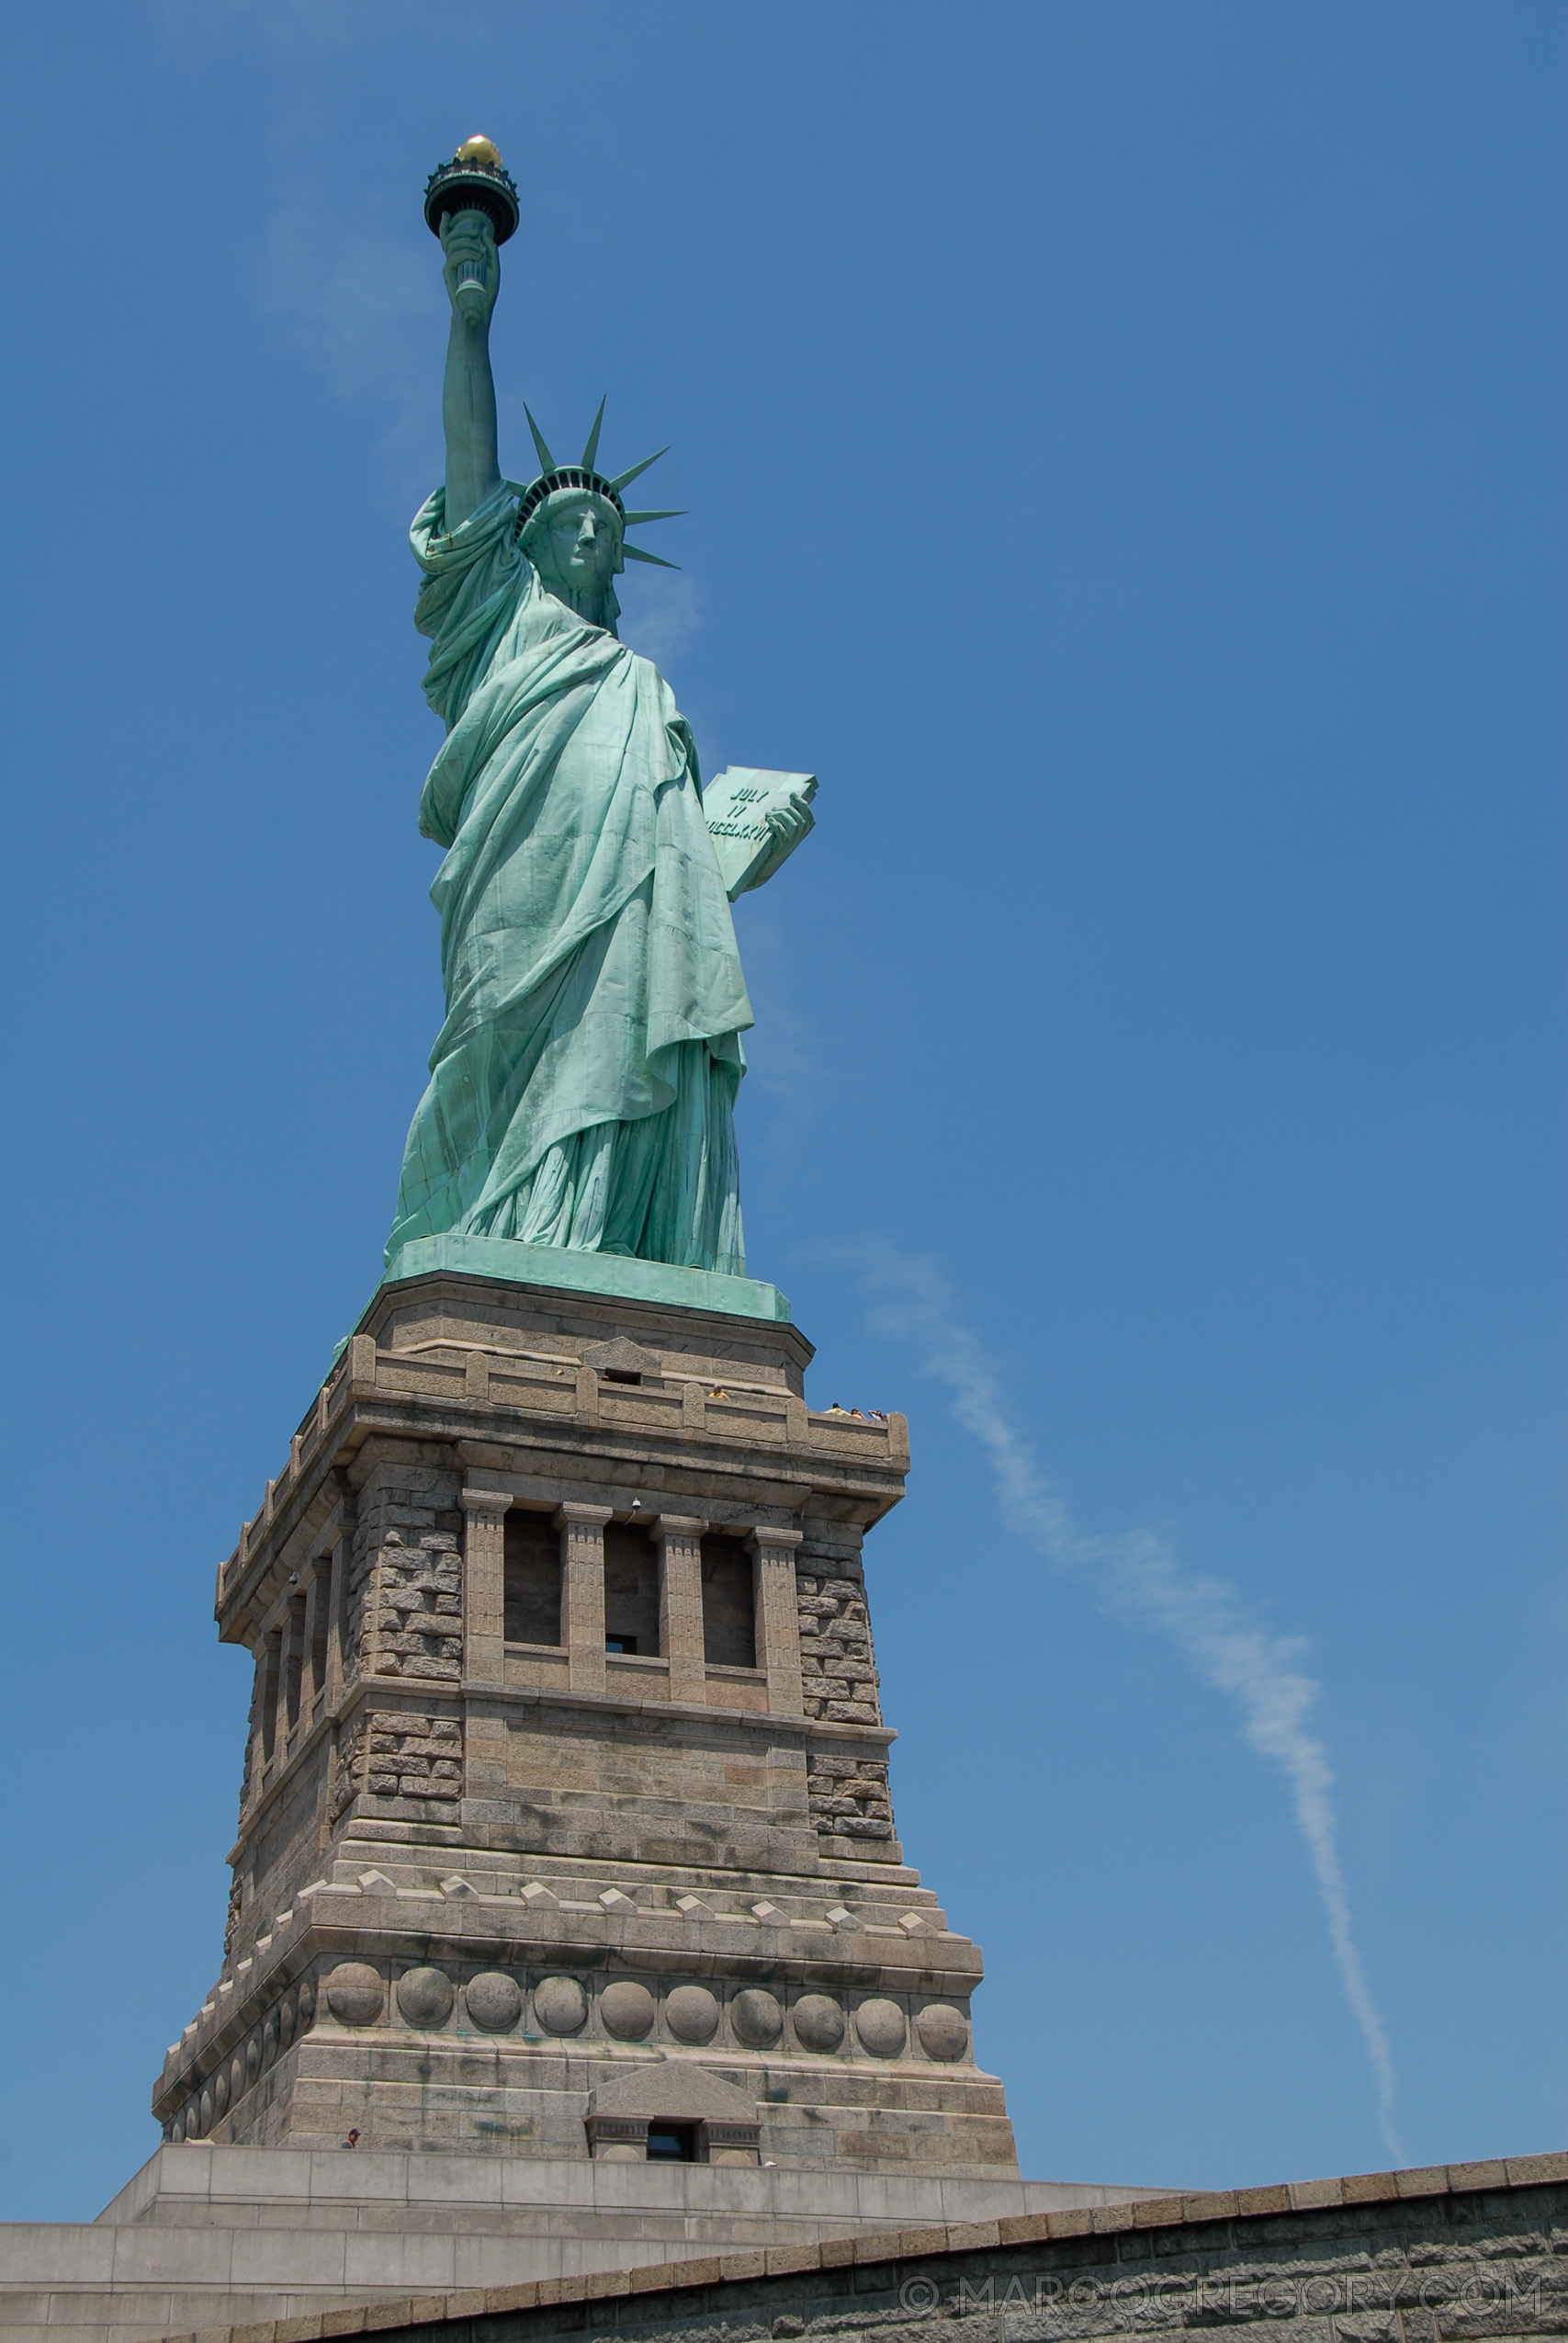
[
  {"x1": 622, "y1": 542, "x2": 679, "y2": 569},
  {"x1": 524, "y1": 405, "x2": 557, "y2": 474},
  {"x1": 621, "y1": 509, "x2": 686, "y2": 526},
  {"x1": 606, "y1": 447, "x2": 668, "y2": 493},
  {"x1": 580, "y1": 398, "x2": 607, "y2": 471}
]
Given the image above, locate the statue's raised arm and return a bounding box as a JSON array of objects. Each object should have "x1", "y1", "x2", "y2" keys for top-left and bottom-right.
[{"x1": 437, "y1": 209, "x2": 502, "y2": 528}]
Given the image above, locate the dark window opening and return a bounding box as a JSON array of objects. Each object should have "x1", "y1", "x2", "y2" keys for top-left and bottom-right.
[
  {"x1": 604, "y1": 1523, "x2": 660, "y2": 1656},
  {"x1": 701, "y1": 1534, "x2": 756, "y2": 1668},
  {"x1": 646, "y1": 2122, "x2": 696, "y2": 2162},
  {"x1": 602, "y1": 1366, "x2": 641, "y2": 1385},
  {"x1": 504, "y1": 1511, "x2": 561, "y2": 1646}
]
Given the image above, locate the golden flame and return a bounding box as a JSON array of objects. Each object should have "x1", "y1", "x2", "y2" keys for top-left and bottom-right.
[{"x1": 454, "y1": 134, "x2": 502, "y2": 168}]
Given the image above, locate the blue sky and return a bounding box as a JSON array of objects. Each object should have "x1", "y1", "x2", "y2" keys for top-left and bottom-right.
[{"x1": 0, "y1": 1, "x2": 1561, "y2": 2220}]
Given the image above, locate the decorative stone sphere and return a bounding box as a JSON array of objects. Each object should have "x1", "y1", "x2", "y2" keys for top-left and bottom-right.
[
  {"x1": 278, "y1": 1995, "x2": 296, "y2": 2048},
  {"x1": 170, "y1": 2115, "x2": 186, "y2": 2144},
  {"x1": 915, "y1": 2002, "x2": 969, "y2": 2061},
  {"x1": 245, "y1": 2034, "x2": 262, "y2": 2082},
  {"x1": 184, "y1": 2098, "x2": 200, "y2": 2140},
  {"x1": 854, "y1": 1998, "x2": 907, "y2": 2058},
  {"x1": 324, "y1": 1962, "x2": 385, "y2": 2027},
  {"x1": 731, "y1": 1987, "x2": 784, "y2": 2047},
  {"x1": 790, "y1": 1993, "x2": 844, "y2": 2054},
  {"x1": 600, "y1": 1980, "x2": 656, "y2": 2040},
  {"x1": 297, "y1": 1979, "x2": 315, "y2": 2028},
  {"x1": 261, "y1": 2011, "x2": 279, "y2": 2064},
  {"x1": 665, "y1": 1985, "x2": 719, "y2": 2043},
  {"x1": 229, "y1": 2055, "x2": 244, "y2": 2107},
  {"x1": 397, "y1": 1966, "x2": 456, "y2": 2028},
  {"x1": 212, "y1": 2067, "x2": 230, "y2": 2115},
  {"x1": 533, "y1": 1975, "x2": 588, "y2": 2035},
  {"x1": 198, "y1": 2087, "x2": 213, "y2": 2134},
  {"x1": 465, "y1": 1972, "x2": 524, "y2": 2032}
]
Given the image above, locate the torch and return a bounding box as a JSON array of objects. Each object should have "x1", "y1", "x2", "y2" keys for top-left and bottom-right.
[{"x1": 423, "y1": 135, "x2": 521, "y2": 325}]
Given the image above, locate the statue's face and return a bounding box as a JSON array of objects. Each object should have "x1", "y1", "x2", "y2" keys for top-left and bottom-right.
[{"x1": 533, "y1": 493, "x2": 620, "y2": 597}]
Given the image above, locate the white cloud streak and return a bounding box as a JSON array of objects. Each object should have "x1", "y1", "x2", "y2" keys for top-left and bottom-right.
[
  {"x1": 154, "y1": 0, "x2": 432, "y2": 62},
  {"x1": 859, "y1": 1243, "x2": 1404, "y2": 2165},
  {"x1": 258, "y1": 185, "x2": 445, "y2": 499}
]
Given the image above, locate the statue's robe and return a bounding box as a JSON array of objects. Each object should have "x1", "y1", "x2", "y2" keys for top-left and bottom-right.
[{"x1": 386, "y1": 482, "x2": 751, "y2": 1275}]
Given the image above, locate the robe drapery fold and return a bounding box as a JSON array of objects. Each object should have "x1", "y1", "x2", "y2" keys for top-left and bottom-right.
[{"x1": 386, "y1": 482, "x2": 751, "y2": 1276}]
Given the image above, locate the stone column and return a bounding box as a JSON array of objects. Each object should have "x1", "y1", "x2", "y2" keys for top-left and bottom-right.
[
  {"x1": 282, "y1": 1591, "x2": 309, "y2": 1752},
  {"x1": 748, "y1": 1527, "x2": 806, "y2": 1715},
  {"x1": 557, "y1": 1504, "x2": 613, "y2": 1695},
  {"x1": 243, "y1": 1646, "x2": 268, "y2": 1807},
  {"x1": 274, "y1": 1603, "x2": 298, "y2": 1760},
  {"x1": 301, "y1": 1557, "x2": 328, "y2": 1727},
  {"x1": 260, "y1": 1626, "x2": 282, "y2": 1777},
  {"x1": 652, "y1": 1515, "x2": 708, "y2": 1703},
  {"x1": 321, "y1": 1537, "x2": 346, "y2": 1713},
  {"x1": 460, "y1": 1489, "x2": 512, "y2": 1691}
]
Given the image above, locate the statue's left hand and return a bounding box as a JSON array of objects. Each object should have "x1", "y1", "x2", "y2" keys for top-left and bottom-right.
[{"x1": 739, "y1": 791, "x2": 816, "y2": 894}]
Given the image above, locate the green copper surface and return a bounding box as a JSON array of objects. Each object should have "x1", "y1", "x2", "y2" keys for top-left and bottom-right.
[
  {"x1": 382, "y1": 1234, "x2": 791, "y2": 1322},
  {"x1": 386, "y1": 203, "x2": 814, "y2": 1291}
]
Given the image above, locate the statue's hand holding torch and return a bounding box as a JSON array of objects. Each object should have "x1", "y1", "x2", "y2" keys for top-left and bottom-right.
[
  {"x1": 423, "y1": 135, "x2": 519, "y2": 333},
  {"x1": 440, "y1": 209, "x2": 499, "y2": 330}
]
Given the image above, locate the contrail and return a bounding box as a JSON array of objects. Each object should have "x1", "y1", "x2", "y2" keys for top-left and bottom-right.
[{"x1": 859, "y1": 1244, "x2": 1403, "y2": 2165}]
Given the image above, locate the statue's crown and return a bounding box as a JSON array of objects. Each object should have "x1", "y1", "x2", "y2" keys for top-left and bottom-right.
[{"x1": 512, "y1": 402, "x2": 683, "y2": 571}]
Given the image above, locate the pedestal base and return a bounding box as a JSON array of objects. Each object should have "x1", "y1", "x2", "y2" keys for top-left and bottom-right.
[
  {"x1": 380, "y1": 1235, "x2": 792, "y2": 1322},
  {"x1": 0, "y1": 2147, "x2": 1159, "y2": 2343}
]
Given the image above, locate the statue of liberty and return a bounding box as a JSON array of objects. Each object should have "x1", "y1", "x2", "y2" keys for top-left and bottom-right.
[{"x1": 387, "y1": 141, "x2": 814, "y2": 1283}]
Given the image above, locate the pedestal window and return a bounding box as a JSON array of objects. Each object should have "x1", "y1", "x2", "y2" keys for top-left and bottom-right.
[
  {"x1": 701, "y1": 1534, "x2": 756, "y2": 1667},
  {"x1": 604, "y1": 1522, "x2": 659, "y2": 1654},
  {"x1": 504, "y1": 1509, "x2": 562, "y2": 1646}
]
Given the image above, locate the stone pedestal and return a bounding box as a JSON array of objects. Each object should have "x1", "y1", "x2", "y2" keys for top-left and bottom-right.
[
  {"x1": 0, "y1": 2145, "x2": 1161, "y2": 2343},
  {"x1": 152, "y1": 1266, "x2": 1016, "y2": 2177}
]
